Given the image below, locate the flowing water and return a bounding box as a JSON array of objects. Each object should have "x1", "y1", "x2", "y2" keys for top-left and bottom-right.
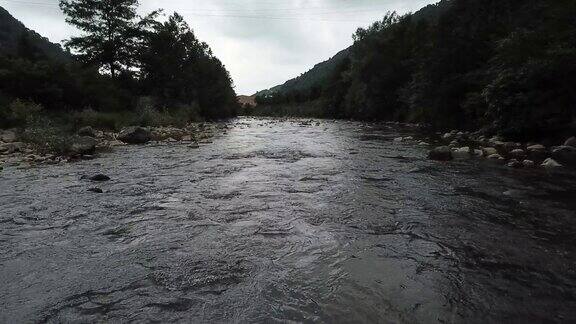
[{"x1": 1, "y1": 117, "x2": 575, "y2": 323}]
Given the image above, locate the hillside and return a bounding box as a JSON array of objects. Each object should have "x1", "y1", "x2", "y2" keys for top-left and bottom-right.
[
  {"x1": 255, "y1": 47, "x2": 351, "y2": 97},
  {"x1": 256, "y1": 1, "x2": 451, "y2": 98},
  {"x1": 0, "y1": 6, "x2": 69, "y2": 62},
  {"x1": 252, "y1": 0, "x2": 576, "y2": 140}
]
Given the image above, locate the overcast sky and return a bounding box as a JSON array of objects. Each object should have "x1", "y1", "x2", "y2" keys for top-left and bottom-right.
[{"x1": 1, "y1": 0, "x2": 436, "y2": 94}]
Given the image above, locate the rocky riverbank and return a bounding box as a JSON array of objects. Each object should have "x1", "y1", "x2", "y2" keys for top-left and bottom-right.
[
  {"x1": 426, "y1": 130, "x2": 576, "y2": 169},
  {"x1": 0, "y1": 122, "x2": 227, "y2": 169}
]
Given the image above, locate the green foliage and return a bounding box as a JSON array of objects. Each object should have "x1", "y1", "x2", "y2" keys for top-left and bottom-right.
[
  {"x1": 255, "y1": 0, "x2": 576, "y2": 139},
  {"x1": 139, "y1": 13, "x2": 238, "y2": 119},
  {"x1": 0, "y1": 4, "x2": 238, "y2": 130},
  {"x1": 59, "y1": 0, "x2": 159, "y2": 77},
  {"x1": 8, "y1": 99, "x2": 43, "y2": 126}
]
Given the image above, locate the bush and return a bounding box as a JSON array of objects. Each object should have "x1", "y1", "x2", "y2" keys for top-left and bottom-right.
[{"x1": 71, "y1": 108, "x2": 130, "y2": 131}]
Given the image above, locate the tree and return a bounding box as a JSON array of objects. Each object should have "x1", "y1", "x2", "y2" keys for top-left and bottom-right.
[
  {"x1": 59, "y1": 0, "x2": 157, "y2": 78},
  {"x1": 140, "y1": 13, "x2": 238, "y2": 119}
]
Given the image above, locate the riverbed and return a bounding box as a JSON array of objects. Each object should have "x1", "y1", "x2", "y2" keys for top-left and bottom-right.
[{"x1": 1, "y1": 117, "x2": 575, "y2": 323}]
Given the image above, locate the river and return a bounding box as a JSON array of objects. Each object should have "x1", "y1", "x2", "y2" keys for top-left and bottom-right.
[{"x1": 1, "y1": 117, "x2": 575, "y2": 323}]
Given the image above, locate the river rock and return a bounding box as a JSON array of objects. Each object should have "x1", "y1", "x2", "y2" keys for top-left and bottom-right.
[
  {"x1": 428, "y1": 146, "x2": 453, "y2": 161},
  {"x1": 522, "y1": 160, "x2": 535, "y2": 168},
  {"x1": 565, "y1": 136, "x2": 576, "y2": 148},
  {"x1": 88, "y1": 174, "x2": 110, "y2": 181},
  {"x1": 509, "y1": 149, "x2": 526, "y2": 160},
  {"x1": 482, "y1": 147, "x2": 498, "y2": 157},
  {"x1": 442, "y1": 132, "x2": 454, "y2": 140},
  {"x1": 0, "y1": 142, "x2": 25, "y2": 155},
  {"x1": 78, "y1": 126, "x2": 96, "y2": 137},
  {"x1": 507, "y1": 159, "x2": 522, "y2": 168},
  {"x1": 487, "y1": 153, "x2": 505, "y2": 163},
  {"x1": 69, "y1": 136, "x2": 96, "y2": 156},
  {"x1": 118, "y1": 126, "x2": 151, "y2": 144},
  {"x1": 542, "y1": 158, "x2": 562, "y2": 168},
  {"x1": 527, "y1": 144, "x2": 548, "y2": 161},
  {"x1": 452, "y1": 147, "x2": 471, "y2": 160},
  {"x1": 551, "y1": 146, "x2": 576, "y2": 166},
  {"x1": 0, "y1": 130, "x2": 17, "y2": 143}
]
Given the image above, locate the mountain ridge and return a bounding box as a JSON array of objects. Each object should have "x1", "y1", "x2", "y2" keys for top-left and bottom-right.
[{"x1": 0, "y1": 6, "x2": 69, "y2": 62}]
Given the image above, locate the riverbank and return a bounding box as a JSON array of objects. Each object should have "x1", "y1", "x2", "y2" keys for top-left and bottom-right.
[
  {"x1": 424, "y1": 129, "x2": 576, "y2": 169},
  {"x1": 0, "y1": 122, "x2": 228, "y2": 169}
]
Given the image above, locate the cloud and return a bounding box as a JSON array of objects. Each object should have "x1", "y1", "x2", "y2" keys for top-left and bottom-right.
[{"x1": 2, "y1": 0, "x2": 437, "y2": 94}]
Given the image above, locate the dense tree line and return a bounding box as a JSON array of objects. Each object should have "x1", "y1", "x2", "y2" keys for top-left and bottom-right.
[
  {"x1": 256, "y1": 0, "x2": 576, "y2": 139},
  {"x1": 0, "y1": 0, "x2": 238, "y2": 129}
]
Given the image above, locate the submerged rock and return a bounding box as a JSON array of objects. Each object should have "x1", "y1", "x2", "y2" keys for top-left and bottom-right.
[
  {"x1": 428, "y1": 146, "x2": 453, "y2": 161},
  {"x1": 88, "y1": 174, "x2": 110, "y2": 182},
  {"x1": 565, "y1": 136, "x2": 576, "y2": 148},
  {"x1": 118, "y1": 126, "x2": 151, "y2": 144}
]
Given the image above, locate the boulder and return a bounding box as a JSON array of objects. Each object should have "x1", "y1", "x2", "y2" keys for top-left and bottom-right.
[
  {"x1": 118, "y1": 127, "x2": 151, "y2": 144},
  {"x1": 542, "y1": 158, "x2": 562, "y2": 168},
  {"x1": 69, "y1": 136, "x2": 96, "y2": 156},
  {"x1": 428, "y1": 146, "x2": 453, "y2": 161},
  {"x1": 551, "y1": 146, "x2": 576, "y2": 166},
  {"x1": 565, "y1": 136, "x2": 576, "y2": 148},
  {"x1": 482, "y1": 147, "x2": 498, "y2": 157},
  {"x1": 78, "y1": 126, "x2": 96, "y2": 137},
  {"x1": 393, "y1": 137, "x2": 403, "y2": 142},
  {"x1": 452, "y1": 147, "x2": 471, "y2": 160}
]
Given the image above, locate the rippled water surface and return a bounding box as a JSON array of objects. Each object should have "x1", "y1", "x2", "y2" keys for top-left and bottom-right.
[{"x1": 1, "y1": 118, "x2": 575, "y2": 323}]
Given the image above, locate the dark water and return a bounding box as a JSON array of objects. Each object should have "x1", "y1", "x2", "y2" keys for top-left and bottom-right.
[{"x1": 1, "y1": 117, "x2": 575, "y2": 323}]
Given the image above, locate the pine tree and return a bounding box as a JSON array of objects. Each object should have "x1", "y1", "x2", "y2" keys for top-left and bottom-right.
[{"x1": 59, "y1": 0, "x2": 157, "y2": 78}]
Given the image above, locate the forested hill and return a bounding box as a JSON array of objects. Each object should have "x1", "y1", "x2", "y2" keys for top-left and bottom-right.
[
  {"x1": 255, "y1": 47, "x2": 351, "y2": 96},
  {"x1": 0, "y1": 6, "x2": 69, "y2": 62},
  {"x1": 255, "y1": 1, "x2": 451, "y2": 97},
  {"x1": 254, "y1": 0, "x2": 576, "y2": 140}
]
